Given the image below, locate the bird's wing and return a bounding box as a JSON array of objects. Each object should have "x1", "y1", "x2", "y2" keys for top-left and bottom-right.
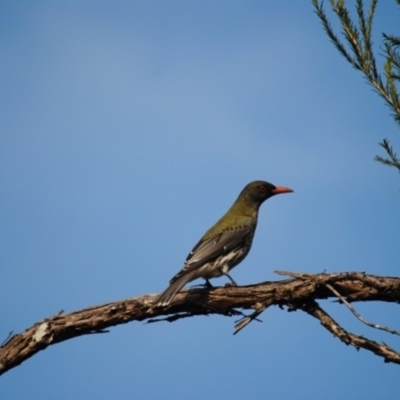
[{"x1": 172, "y1": 225, "x2": 253, "y2": 280}]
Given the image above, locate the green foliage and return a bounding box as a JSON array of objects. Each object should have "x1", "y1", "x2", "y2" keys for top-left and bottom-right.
[{"x1": 312, "y1": 0, "x2": 400, "y2": 174}]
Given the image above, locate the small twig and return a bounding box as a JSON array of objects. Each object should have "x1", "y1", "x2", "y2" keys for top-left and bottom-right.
[
  {"x1": 86, "y1": 329, "x2": 110, "y2": 335},
  {"x1": 48, "y1": 309, "x2": 64, "y2": 319},
  {"x1": 274, "y1": 270, "x2": 327, "y2": 280},
  {"x1": 147, "y1": 312, "x2": 201, "y2": 324},
  {"x1": 234, "y1": 310, "x2": 263, "y2": 335},
  {"x1": 0, "y1": 332, "x2": 14, "y2": 348},
  {"x1": 274, "y1": 270, "x2": 306, "y2": 279},
  {"x1": 234, "y1": 301, "x2": 273, "y2": 335},
  {"x1": 326, "y1": 283, "x2": 400, "y2": 337}
]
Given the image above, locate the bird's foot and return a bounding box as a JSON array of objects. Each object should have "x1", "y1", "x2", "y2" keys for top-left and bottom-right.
[
  {"x1": 192, "y1": 280, "x2": 214, "y2": 289},
  {"x1": 204, "y1": 279, "x2": 213, "y2": 289},
  {"x1": 224, "y1": 281, "x2": 238, "y2": 288}
]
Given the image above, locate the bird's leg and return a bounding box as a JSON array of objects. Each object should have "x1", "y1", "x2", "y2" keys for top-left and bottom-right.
[
  {"x1": 224, "y1": 273, "x2": 238, "y2": 287},
  {"x1": 204, "y1": 279, "x2": 213, "y2": 288}
]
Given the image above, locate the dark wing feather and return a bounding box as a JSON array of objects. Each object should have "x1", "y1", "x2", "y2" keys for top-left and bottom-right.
[{"x1": 169, "y1": 225, "x2": 253, "y2": 283}]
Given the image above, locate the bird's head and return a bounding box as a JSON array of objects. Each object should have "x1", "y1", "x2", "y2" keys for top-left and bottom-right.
[{"x1": 240, "y1": 180, "x2": 293, "y2": 206}]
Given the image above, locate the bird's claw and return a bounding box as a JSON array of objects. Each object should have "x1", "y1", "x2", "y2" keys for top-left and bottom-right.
[{"x1": 192, "y1": 281, "x2": 214, "y2": 289}]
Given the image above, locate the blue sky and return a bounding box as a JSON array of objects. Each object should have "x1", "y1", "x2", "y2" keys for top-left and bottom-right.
[{"x1": 1, "y1": 1, "x2": 399, "y2": 398}]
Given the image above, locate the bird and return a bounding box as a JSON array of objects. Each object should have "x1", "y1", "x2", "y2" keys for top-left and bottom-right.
[{"x1": 154, "y1": 180, "x2": 293, "y2": 307}]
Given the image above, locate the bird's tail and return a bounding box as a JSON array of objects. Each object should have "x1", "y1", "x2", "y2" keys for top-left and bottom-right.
[{"x1": 154, "y1": 271, "x2": 198, "y2": 307}]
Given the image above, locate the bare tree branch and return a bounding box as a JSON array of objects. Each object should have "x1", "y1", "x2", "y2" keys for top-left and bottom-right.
[
  {"x1": 1, "y1": 271, "x2": 400, "y2": 376},
  {"x1": 295, "y1": 299, "x2": 400, "y2": 364}
]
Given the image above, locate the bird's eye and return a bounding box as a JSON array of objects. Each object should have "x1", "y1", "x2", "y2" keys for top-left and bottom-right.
[{"x1": 259, "y1": 185, "x2": 267, "y2": 191}]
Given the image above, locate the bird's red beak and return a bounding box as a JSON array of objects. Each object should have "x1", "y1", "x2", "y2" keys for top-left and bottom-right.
[{"x1": 271, "y1": 186, "x2": 293, "y2": 195}]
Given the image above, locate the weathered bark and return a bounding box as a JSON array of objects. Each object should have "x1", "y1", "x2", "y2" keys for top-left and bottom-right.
[{"x1": 1, "y1": 271, "x2": 400, "y2": 376}]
